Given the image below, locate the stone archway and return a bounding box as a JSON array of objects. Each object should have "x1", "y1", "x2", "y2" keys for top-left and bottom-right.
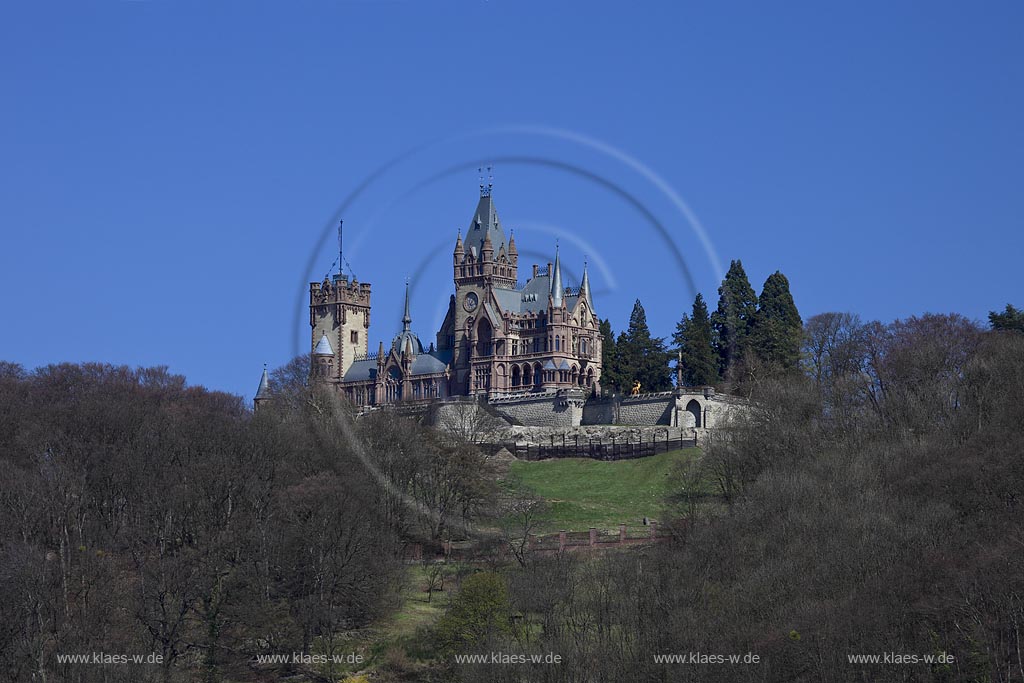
[{"x1": 686, "y1": 398, "x2": 702, "y2": 428}]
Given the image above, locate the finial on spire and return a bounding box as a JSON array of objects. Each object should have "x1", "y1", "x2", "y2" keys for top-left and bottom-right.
[
  {"x1": 402, "y1": 279, "x2": 412, "y2": 331},
  {"x1": 479, "y1": 164, "x2": 493, "y2": 197},
  {"x1": 551, "y1": 242, "x2": 563, "y2": 308}
]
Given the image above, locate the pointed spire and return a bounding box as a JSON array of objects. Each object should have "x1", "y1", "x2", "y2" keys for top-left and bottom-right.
[
  {"x1": 454, "y1": 229, "x2": 464, "y2": 255},
  {"x1": 402, "y1": 279, "x2": 412, "y2": 332},
  {"x1": 551, "y1": 243, "x2": 563, "y2": 308},
  {"x1": 404, "y1": 337, "x2": 413, "y2": 357},
  {"x1": 313, "y1": 333, "x2": 334, "y2": 356},
  {"x1": 508, "y1": 230, "x2": 517, "y2": 254},
  {"x1": 580, "y1": 257, "x2": 592, "y2": 306},
  {"x1": 255, "y1": 364, "x2": 271, "y2": 399}
]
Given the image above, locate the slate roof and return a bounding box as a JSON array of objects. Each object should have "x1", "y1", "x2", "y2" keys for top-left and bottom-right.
[
  {"x1": 463, "y1": 194, "x2": 507, "y2": 260},
  {"x1": 343, "y1": 359, "x2": 377, "y2": 382},
  {"x1": 313, "y1": 333, "x2": 334, "y2": 356},
  {"x1": 391, "y1": 330, "x2": 424, "y2": 355},
  {"x1": 342, "y1": 347, "x2": 451, "y2": 382},
  {"x1": 255, "y1": 367, "x2": 271, "y2": 399}
]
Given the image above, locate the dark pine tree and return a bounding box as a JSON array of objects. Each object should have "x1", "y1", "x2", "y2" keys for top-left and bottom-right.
[
  {"x1": 618, "y1": 300, "x2": 672, "y2": 393},
  {"x1": 598, "y1": 318, "x2": 622, "y2": 394},
  {"x1": 673, "y1": 293, "x2": 718, "y2": 386},
  {"x1": 751, "y1": 271, "x2": 803, "y2": 369},
  {"x1": 711, "y1": 260, "x2": 758, "y2": 378},
  {"x1": 989, "y1": 304, "x2": 1024, "y2": 332}
]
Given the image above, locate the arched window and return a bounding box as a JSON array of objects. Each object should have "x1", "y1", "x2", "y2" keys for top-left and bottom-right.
[
  {"x1": 555, "y1": 336, "x2": 560, "y2": 351},
  {"x1": 477, "y1": 318, "x2": 493, "y2": 356}
]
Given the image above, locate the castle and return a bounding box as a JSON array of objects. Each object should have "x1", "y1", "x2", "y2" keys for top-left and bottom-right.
[
  {"x1": 254, "y1": 183, "x2": 738, "y2": 433},
  {"x1": 294, "y1": 184, "x2": 603, "y2": 409}
]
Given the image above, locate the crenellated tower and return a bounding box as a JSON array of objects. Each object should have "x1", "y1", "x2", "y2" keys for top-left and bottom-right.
[{"x1": 309, "y1": 273, "x2": 371, "y2": 382}]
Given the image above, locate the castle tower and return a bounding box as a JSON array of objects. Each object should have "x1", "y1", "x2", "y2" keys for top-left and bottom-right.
[
  {"x1": 309, "y1": 272, "x2": 371, "y2": 381},
  {"x1": 254, "y1": 365, "x2": 271, "y2": 411}
]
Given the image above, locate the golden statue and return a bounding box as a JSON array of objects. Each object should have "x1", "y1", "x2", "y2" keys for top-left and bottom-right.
[{"x1": 631, "y1": 380, "x2": 641, "y2": 396}]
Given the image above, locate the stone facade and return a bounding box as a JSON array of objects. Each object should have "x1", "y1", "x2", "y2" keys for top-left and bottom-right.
[
  {"x1": 302, "y1": 185, "x2": 602, "y2": 416},
  {"x1": 488, "y1": 389, "x2": 586, "y2": 429}
]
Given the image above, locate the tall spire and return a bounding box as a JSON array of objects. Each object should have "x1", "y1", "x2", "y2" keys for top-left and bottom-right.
[
  {"x1": 255, "y1": 364, "x2": 271, "y2": 400},
  {"x1": 551, "y1": 243, "x2": 563, "y2": 308},
  {"x1": 580, "y1": 257, "x2": 592, "y2": 306},
  {"x1": 402, "y1": 279, "x2": 412, "y2": 332}
]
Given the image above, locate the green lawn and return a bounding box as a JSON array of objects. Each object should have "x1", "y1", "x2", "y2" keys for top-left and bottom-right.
[{"x1": 507, "y1": 448, "x2": 701, "y2": 533}]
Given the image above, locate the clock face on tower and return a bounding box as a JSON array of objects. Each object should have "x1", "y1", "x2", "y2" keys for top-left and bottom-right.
[{"x1": 463, "y1": 292, "x2": 479, "y2": 312}]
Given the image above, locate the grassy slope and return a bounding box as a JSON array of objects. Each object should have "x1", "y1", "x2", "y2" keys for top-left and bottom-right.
[{"x1": 507, "y1": 448, "x2": 700, "y2": 533}]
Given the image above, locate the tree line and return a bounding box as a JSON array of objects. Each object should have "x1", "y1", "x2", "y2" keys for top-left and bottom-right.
[
  {"x1": 599, "y1": 259, "x2": 802, "y2": 395},
  {"x1": 0, "y1": 358, "x2": 495, "y2": 682},
  {"x1": 432, "y1": 306, "x2": 1024, "y2": 683}
]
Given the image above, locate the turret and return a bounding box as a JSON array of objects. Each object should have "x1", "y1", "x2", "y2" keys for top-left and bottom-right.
[
  {"x1": 482, "y1": 232, "x2": 494, "y2": 262},
  {"x1": 550, "y1": 245, "x2": 564, "y2": 309},
  {"x1": 453, "y1": 230, "x2": 464, "y2": 261},
  {"x1": 254, "y1": 364, "x2": 271, "y2": 411},
  {"x1": 580, "y1": 259, "x2": 592, "y2": 307},
  {"x1": 312, "y1": 333, "x2": 335, "y2": 380}
]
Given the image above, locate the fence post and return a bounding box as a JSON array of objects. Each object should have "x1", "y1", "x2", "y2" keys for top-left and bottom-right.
[
  {"x1": 589, "y1": 527, "x2": 597, "y2": 547},
  {"x1": 559, "y1": 530, "x2": 567, "y2": 552},
  {"x1": 619, "y1": 523, "x2": 626, "y2": 545}
]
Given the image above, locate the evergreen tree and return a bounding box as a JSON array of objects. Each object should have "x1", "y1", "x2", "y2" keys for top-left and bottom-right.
[
  {"x1": 673, "y1": 293, "x2": 718, "y2": 386},
  {"x1": 598, "y1": 318, "x2": 622, "y2": 394},
  {"x1": 989, "y1": 304, "x2": 1024, "y2": 332},
  {"x1": 711, "y1": 260, "x2": 758, "y2": 377},
  {"x1": 751, "y1": 271, "x2": 803, "y2": 368},
  {"x1": 617, "y1": 300, "x2": 672, "y2": 392}
]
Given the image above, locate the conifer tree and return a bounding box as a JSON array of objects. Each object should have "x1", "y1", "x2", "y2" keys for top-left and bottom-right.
[
  {"x1": 711, "y1": 260, "x2": 758, "y2": 377},
  {"x1": 989, "y1": 304, "x2": 1024, "y2": 332},
  {"x1": 673, "y1": 293, "x2": 718, "y2": 386},
  {"x1": 617, "y1": 300, "x2": 672, "y2": 392},
  {"x1": 598, "y1": 318, "x2": 621, "y2": 394},
  {"x1": 751, "y1": 271, "x2": 803, "y2": 369}
]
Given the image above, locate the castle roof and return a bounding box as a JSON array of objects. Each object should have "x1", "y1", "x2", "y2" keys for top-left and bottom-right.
[
  {"x1": 551, "y1": 245, "x2": 563, "y2": 307},
  {"x1": 463, "y1": 194, "x2": 506, "y2": 260},
  {"x1": 313, "y1": 333, "x2": 334, "y2": 356},
  {"x1": 342, "y1": 347, "x2": 452, "y2": 382},
  {"x1": 491, "y1": 270, "x2": 579, "y2": 316},
  {"x1": 579, "y1": 261, "x2": 592, "y2": 307},
  {"x1": 255, "y1": 366, "x2": 271, "y2": 399}
]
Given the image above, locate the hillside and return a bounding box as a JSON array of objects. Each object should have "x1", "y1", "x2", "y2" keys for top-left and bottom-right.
[{"x1": 506, "y1": 448, "x2": 702, "y2": 533}]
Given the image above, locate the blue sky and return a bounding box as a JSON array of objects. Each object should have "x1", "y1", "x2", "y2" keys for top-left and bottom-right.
[{"x1": 2, "y1": 1, "x2": 1022, "y2": 399}]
